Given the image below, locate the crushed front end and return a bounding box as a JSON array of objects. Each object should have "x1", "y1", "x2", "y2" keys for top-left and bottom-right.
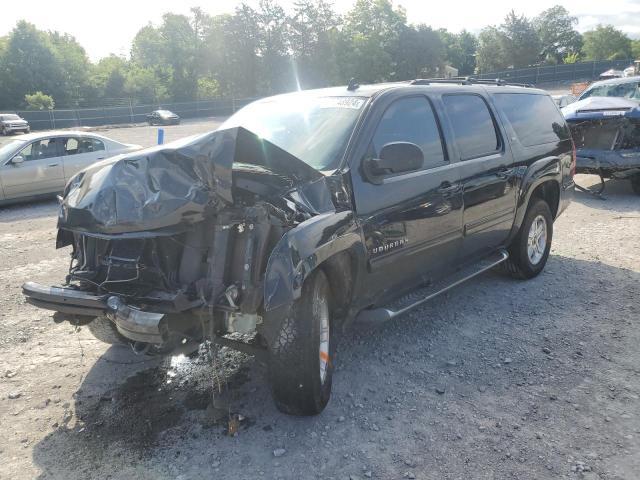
[
  {"x1": 563, "y1": 97, "x2": 640, "y2": 187},
  {"x1": 22, "y1": 127, "x2": 336, "y2": 354}
]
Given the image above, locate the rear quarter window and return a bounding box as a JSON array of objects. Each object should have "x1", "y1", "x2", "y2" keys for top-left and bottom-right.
[
  {"x1": 493, "y1": 93, "x2": 570, "y2": 146},
  {"x1": 442, "y1": 94, "x2": 500, "y2": 160}
]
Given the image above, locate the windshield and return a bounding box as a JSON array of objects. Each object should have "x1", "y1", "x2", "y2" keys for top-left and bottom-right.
[
  {"x1": 0, "y1": 114, "x2": 20, "y2": 121},
  {"x1": 0, "y1": 140, "x2": 26, "y2": 160},
  {"x1": 581, "y1": 81, "x2": 640, "y2": 101},
  {"x1": 221, "y1": 95, "x2": 366, "y2": 170},
  {"x1": 157, "y1": 110, "x2": 173, "y2": 116}
]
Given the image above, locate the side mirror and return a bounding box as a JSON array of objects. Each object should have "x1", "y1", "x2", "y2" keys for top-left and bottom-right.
[
  {"x1": 11, "y1": 155, "x2": 24, "y2": 165},
  {"x1": 366, "y1": 142, "x2": 424, "y2": 177}
]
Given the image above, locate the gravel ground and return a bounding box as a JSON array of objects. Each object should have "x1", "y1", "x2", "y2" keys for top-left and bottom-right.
[{"x1": 0, "y1": 172, "x2": 638, "y2": 480}]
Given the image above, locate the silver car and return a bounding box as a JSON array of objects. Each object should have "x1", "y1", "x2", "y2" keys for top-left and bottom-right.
[{"x1": 0, "y1": 131, "x2": 140, "y2": 205}]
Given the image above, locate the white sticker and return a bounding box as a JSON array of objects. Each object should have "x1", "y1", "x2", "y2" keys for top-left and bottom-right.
[
  {"x1": 318, "y1": 97, "x2": 365, "y2": 109},
  {"x1": 602, "y1": 110, "x2": 627, "y2": 116}
]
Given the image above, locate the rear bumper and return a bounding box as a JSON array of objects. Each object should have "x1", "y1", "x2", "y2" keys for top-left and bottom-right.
[{"x1": 22, "y1": 282, "x2": 166, "y2": 343}]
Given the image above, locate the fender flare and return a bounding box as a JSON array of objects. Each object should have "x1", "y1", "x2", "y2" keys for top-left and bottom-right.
[
  {"x1": 509, "y1": 157, "x2": 562, "y2": 239},
  {"x1": 263, "y1": 210, "x2": 363, "y2": 313}
]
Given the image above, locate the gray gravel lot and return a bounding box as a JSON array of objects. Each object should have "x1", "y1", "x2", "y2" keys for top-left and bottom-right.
[{"x1": 0, "y1": 149, "x2": 638, "y2": 479}]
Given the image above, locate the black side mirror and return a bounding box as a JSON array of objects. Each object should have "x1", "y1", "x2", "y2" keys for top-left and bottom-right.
[{"x1": 366, "y1": 142, "x2": 424, "y2": 178}]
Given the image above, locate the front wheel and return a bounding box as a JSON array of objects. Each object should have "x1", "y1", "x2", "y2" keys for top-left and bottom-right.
[
  {"x1": 267, "y1": 270, "x2": 334, "y2": 415},
  {"x1": 631, "y1": 174, "x2": 640, "y2": 195},
  {"x1": 503, "y1": 199, "x2": 553, "y2": 279}
]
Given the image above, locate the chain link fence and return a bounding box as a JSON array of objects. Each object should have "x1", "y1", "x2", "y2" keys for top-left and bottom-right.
[
  {"x1": 477, "y1": 59, "x2": 635, "y2": 85},
  {"x1": 14, "y1": 97, "x2": 259, "y2": 131}
]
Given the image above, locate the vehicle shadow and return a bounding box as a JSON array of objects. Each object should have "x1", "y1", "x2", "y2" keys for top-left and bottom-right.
[
  {"x1": 31, "y1": 254, "x2": 640, "y2": 479},
  {"x1": 573, "y1": 174, "x2": 639, "y2": 213},
  {"x1": 0, "y1": 198, "x2": 59, "y2": 223}
]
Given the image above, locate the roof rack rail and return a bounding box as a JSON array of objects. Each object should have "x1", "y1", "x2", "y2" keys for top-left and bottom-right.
[{"x1": 410, "y1": 77, "x2": 533, "y2": 88}]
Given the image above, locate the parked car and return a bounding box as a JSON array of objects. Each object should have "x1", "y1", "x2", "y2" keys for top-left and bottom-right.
[
  {"x1": 578, "y1": 76, "x2": 640, "y2": 101},
  {"x1": 0, "y1": 113, "x2": 30, "y2": 135},
  {"x1": 146, "y1": 110, "x2": 180, "y2": 125},
  {"x1": 0, "y1": 131, "x2": 141, "y2": 205},
  {"x1": 562, "y1": 76, "x2": 640, "y2": 194},
  {"x1": 562, "y1": 96, "x2": 640, "y2": 194},
  {"x1": 23, "y1": 80, "x2": 574, "y2": 415},
  {"x1": 552, "y1": 94, "x2": 576, "y2": 108}
]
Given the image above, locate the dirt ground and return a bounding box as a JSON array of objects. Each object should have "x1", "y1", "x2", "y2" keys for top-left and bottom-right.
[{"x1": 0, "y1": 173, "x2": 638, "y2": 480}]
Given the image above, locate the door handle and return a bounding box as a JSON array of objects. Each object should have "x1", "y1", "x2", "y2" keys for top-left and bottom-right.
[
  {"x1": 47, "y1": 163, "x2": 59, "y2": 167},
  {"x1": 97, "y1": 157, "x2": 105, "y2": 160},
  {"x1": 437, "y1": 182, "x2": 461, "y2": 194},
  {"x1": 496, "y1": 168, "x2": 513, "y2": 179}
]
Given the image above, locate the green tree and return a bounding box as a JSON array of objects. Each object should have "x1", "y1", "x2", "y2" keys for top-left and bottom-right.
[
  {"x1": 476, "y1": 26, "x2": 508, "y2": 72},
  {"x1": 289, "y1": 0, "x2": 341, "y2": 88},
  {"x1": 534, "y1": 6, "x2": 582, "y2": 64},
  {"x1": 632, "y1": 39, "x2": 640, "y2": 60},
  {"x1": 24, "y1": 91, "x2": 54, "y2": 110},
  {"x1": 394, "y1": 24, "x2": 444, "y2": 80},
  {"x1": 439, "y1": 29, "x2": 477, "y2": 75},
  {"x1": 582, "y1": 25, "x2": 632, "y2": 60},
  {"x1": 339, "y1": 0, "x2": 407, "y2": 83},
  {"x1": 1, "y1": 21, "x2": 66, "y2": 108},
  {"x1": 91, "y1": 55, "x2": 128, "y2": 101},
  {"x1": 500, "y1": 10, "x2": 540, "y2": 68}
]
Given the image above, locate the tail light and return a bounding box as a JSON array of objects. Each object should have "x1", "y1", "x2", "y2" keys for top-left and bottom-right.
[{"x1": 570, "y1": 140, "x2": 577, "y2": 178}]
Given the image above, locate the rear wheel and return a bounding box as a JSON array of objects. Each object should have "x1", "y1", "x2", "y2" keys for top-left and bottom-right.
[
  {"x1": 631, "y1": 174, "x2": 640, "y2": 195},
  {"x1": 87, "y1": 316, "x2": 127, "y2": 345},
  {"x1": 267, "y1": 270, "x2": 334, "y2": 416},
  {"x1": 503, "y1": 199, "x2": 553, "y2": 279}
]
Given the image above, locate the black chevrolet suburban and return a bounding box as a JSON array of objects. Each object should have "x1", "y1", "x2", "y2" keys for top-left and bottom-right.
[{"x1": 23, "y1": 79, "x2": 575, "y2": 415}]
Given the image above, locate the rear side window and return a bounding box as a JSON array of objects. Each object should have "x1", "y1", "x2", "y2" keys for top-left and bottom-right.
[
  {"x1": 494, "y1": 93, "x2": 570, "y2": 146},
  {"x1": 372, "y1": 96, "x2": 445, "y2": 170},
  {"x1": 442, "y1": 94, "x2": 500, "y2": 160}
]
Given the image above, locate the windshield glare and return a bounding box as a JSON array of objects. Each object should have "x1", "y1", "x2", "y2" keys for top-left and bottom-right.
[
  {"x1": 581, "y1": 82, "x2": 640, "y2": 100},
  {"x1": 221, "y1": 95, "x2": 366, "y2": 170},
  {"x1": 0, "y1": 140, "x2": 26, "y2": 160},
  {"x1": 0, "y1": 114, "x2": 20, "y2": 121}
]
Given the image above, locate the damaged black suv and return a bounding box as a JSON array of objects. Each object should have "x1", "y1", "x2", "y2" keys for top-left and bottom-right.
[{"x1": 23, "y1": 79, "x2": 575, "y2": 415}]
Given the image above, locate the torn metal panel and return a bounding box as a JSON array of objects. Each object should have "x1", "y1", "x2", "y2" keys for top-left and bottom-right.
[
  {"x1": 563, "y1": 97, "x2": 640, "y2": 176},
  {"x1": 58, "y1": 127, "x2": 324, "y2": 235}
]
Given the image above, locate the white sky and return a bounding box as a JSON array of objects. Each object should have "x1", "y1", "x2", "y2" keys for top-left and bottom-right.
[{"x1": 2, "y1": 0, "x2": 640, "y2": 61}]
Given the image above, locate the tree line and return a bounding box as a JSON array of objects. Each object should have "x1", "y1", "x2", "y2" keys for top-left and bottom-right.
[{"x1": 1, "y1": 0, "x2": 639, "y2": 110}]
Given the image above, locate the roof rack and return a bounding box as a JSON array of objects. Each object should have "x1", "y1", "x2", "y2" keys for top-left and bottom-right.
[{"x1": 410, "y1": 77, "x2": 533, "y2": 88}]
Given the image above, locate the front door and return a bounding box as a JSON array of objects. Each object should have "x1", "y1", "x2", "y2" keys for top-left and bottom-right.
[
  {"x1": 0, "y1": 138, "x2": 65, "y2": 199},
  {"x1": 352, "y1": 95, "x2": 464, "y2": 307},
  {"x1": 441, "y1": 93, "x2": 517, "y2": 262}
]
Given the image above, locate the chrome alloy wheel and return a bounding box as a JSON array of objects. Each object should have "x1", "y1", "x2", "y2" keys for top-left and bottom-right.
[{"x1": 527, "y1": 214, "x2": 547, "y2": 265}]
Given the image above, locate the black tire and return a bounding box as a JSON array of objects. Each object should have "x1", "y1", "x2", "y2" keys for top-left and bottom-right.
[
  {"x1": 503, "y1": 199, "x2": 553, "y2": 279},
  {"x1": 267, "y1": 270, "x2": 334, "y2": 416},
  {"x1": 631, "y1": 174, "x2": 640, "y2": 196},
  {"x1": 0, "y1": 126, "x2": 6, "y2": 136},
  {"x1": 87, "y1": 316, "x2": 127, "y2": 345}
]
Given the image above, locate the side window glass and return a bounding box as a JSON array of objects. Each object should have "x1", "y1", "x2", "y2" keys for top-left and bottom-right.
[
  {"x1": 64, "y1": 138, "x2": 79, "y2": 156},
  {"x1": 371, "y1": 96, "x2": 445, "y2": 170},
  {"x1": 494, "y1": 93, "x2": 570, "y2": 146},
  {"x1": 443, "y1": 94, "x2": 500, "y2": 160},
  {"x1": 18, "y1": 139, "x2": 58, "y2": 161}
]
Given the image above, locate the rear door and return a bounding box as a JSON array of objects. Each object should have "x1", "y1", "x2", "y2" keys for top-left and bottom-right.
[
  {"x1": 0, "y1": 138, "x2": 65, "y2": 199},
  {"x1": 61, "y1": 136, "x2": 107, "y2": 181},
  {"x1": 351, "y1": 94, "x2": 464, "y2": 307},
  {"x1": 441, "y1": 93, "x2": 517, "y2": 262}
]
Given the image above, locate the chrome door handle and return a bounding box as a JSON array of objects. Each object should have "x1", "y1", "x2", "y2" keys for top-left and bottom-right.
[
  {"x1": 496, "y1": 168, "x2": 513, "y2": 179},
  {"x1": 437, "y1": 182, "x2": 461, "y2": 194}
]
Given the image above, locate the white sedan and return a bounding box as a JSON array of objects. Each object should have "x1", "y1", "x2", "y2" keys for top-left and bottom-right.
[{"x1": 0, "y1": 131, "x2": 141, "y2": 205}]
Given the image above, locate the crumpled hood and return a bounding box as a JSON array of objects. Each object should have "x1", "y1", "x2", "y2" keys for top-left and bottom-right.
[
  {"x1": 562, "y1": 96, "x2": 640, "y2": 121},
  {"x1": 58, "y1": 127, "x2": 324, "y2": 234}
]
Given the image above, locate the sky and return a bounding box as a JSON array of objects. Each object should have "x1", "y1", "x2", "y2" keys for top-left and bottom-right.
[{"x1": 2, "y1": 0, "x2": 640, "y2": 61}]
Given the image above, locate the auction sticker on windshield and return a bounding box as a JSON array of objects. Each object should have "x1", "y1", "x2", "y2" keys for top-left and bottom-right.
[{"x1": 318, "y1": 97, "x2": 365, "y2": 109}]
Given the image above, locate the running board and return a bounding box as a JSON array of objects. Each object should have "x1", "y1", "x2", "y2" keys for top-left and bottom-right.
[{"x1": 356, "y1": 249, "x2": 509, "y2": 324}]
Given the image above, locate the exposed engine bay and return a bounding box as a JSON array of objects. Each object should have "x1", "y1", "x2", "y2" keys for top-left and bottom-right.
[
  {"x1": 23, "y1": 127, "x2": 343, "y2": 353},
  {"x1": 563, "y1": 97, "x2": 640, "y2": 180}
]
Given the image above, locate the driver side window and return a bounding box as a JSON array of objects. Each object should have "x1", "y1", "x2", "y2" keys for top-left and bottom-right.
[
  {"x1": 371, "y1": 96, "x2": 446, "y2": 170},
  {"x1": 18, "y1": 139, "x2": 59, "y2": 161}
]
